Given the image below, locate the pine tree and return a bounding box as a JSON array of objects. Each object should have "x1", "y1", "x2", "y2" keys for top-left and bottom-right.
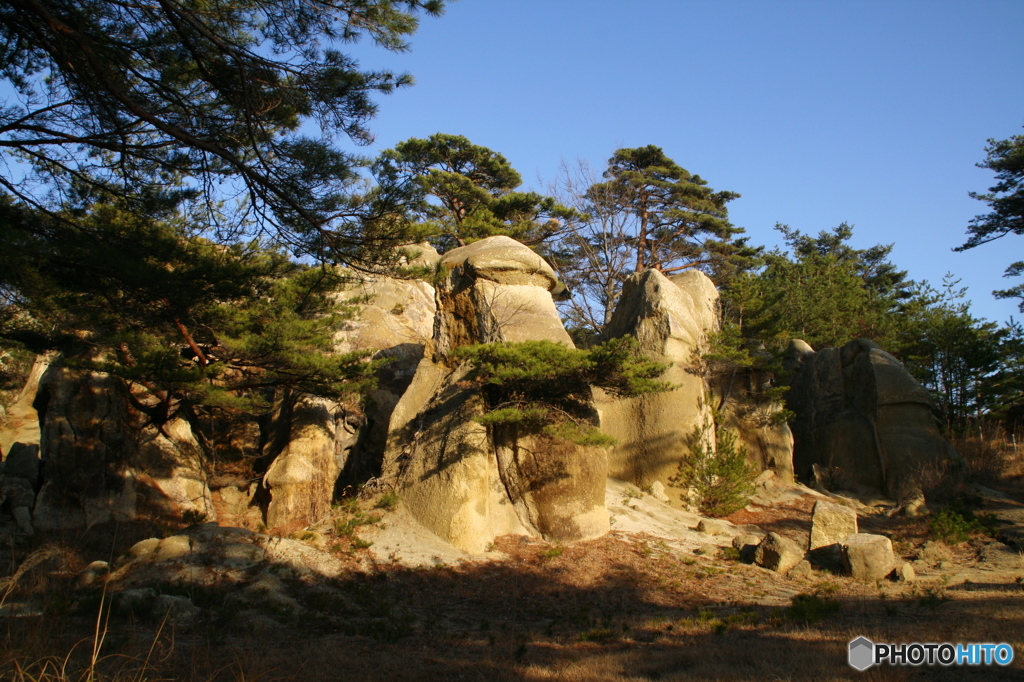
[
  {"x1": 0, "y1": 0, "x2": 445, "y2": 267},
  {"x1": 374, "y1": 133, "x2": 578, "y2": 252},
  {"x1": 957, "y1": 126, "x2": 1024, "y2": 311}
]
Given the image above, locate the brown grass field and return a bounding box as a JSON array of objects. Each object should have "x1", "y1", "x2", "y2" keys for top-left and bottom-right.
[{"x1": 2, "y1": 430, "x2": 1023, "y2": 681}]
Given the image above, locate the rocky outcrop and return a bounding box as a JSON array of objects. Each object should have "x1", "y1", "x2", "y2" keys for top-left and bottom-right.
[
  {"x1": 329, "y1": 247, "x2": 439, "y2": 482},
  {"x1": 32, "y1": 364, "x2": 214, "y2": 529},
  {"x1": 383, "y1": 236, "x2": 607, "y2": 553},
  {"x1": 596, "y1": 269, "x2": 719, "y2": 496},
  {"x1": 786, "y1": 338, "x2": 959, "y2": 500},
  {"x1": 0, "y1": 352, "x2": 53, "y2": 455},
  {"x1": 262, "y1": 396, "x2": 363, "y2": 532},
  {"x1": 716, "y1": 367, "x2": 796, "y2": 484}
]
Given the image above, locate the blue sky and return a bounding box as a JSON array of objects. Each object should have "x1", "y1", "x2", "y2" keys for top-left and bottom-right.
[{"x1": 345, "y1": 0, "x2": 1024, "y2": 325}]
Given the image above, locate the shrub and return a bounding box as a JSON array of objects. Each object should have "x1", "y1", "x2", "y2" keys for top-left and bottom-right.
[
  {"x1": 672, "y1": 411, "x2": 756, "y2": 517},
  {"x1": 454, "y1": 337, "x2": 671, "y2": 446},
  {"x1": 930, "y1": 503, "x2": 998, "y2": 543},
  {"x1": 786, "y1": 593, "x2": 840, "y2": 624}
]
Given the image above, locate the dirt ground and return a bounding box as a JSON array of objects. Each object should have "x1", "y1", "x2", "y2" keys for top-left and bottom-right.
[{"x1": 2, "y1": 479, "x2": 1024, "y2": 681}]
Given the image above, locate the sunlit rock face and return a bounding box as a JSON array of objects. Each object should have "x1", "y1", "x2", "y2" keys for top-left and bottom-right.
[
  {"x1": 31, "y1": 363, "x2": 214, "y2": 530},
  {"x1": 595, "y1": 269, "x2": 719, "y2": 501},
  {"x1": 786, "y1": 337, "x2": 959, "y2": 500},
  {"x1": 383, "y1": 236, "x2": 607, "y2": 553}
]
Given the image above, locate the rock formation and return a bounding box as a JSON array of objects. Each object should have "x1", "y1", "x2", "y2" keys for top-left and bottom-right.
[
  {"x1": 786, "y1": 337, "x2": 959, "y2": 500},
  {"x1": 382, "y1": 236, "x2": 607, "y2": 553},
  {"x1": 596, "y1": 269, "x2": 719, "y2": 496},
  {"x1": 31, "y1": 363, "x2": 214, "y2": 529},
  {"x1": 261, "y1": 244, "x2": 440, "y2": 530}
]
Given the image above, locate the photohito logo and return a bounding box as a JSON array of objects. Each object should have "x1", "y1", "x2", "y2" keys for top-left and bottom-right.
[{"x1": 849, "y1": 637, "x2": 1014, "y2": 671}]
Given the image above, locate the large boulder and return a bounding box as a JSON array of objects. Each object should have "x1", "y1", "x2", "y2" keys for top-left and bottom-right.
[
  {"x1": 32, "y1": 363, "x2": 215, "y2": 529},
  {"x1": 786, "y1": 338, "x2": 958, "y2": 500},
  {"x1": 383, "y1": 236, "x2": 607, "y2": 553},
  {"x1": 841, "y1": 533, "x2": 895, "y2": 581},
  {"x1": 596, "y1": 269, "x2": 719, "y2": 494}
]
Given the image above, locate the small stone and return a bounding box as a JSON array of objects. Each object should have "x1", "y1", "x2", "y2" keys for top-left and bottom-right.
[
  {"x1": 695, "y1": 544, "x2": 719, "y2": 557},
  {"x1": 11, "y1": 506, "x2": 33, "y2": 535},
  {"x1": 896, "y1": 562, "x2": 916, "y2": 582},
  {"x1": 789, "y1": 560, "x2": 813, "y2": 580},
  {"x1": 697, "y1": 519, "x2": 730, "y2": 536},
  {"x1": 842, "y1": 534, "x2": 895, "y2": 582},
  {"x1": 649, "y1": 481, "x2": 670, "y2": 503},
  {"x1": 938, "y1": 561, "x2": 954, "y2": 571},
  {"x1": 754, "y1": 532, "x2": 804, "y2": 574},
  {"x1": 732, "y1": 533, "x2": 761, "y2": 563},
  {"x1": 76, "y1": 561, "x2": 110, "y2": 589}
]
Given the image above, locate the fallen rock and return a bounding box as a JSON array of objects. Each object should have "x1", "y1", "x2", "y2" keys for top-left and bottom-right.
[
  {"x1": 649, "y1": 481, "x2": 670, "y2": 503},
  {"x1": 896, "y1": 562, "x2": 916, "y2": 582},
  {"x1": 809, "y1": 500, "x2": 858, "y2": 550},
  {"x1": 697, "y1": 519, "x2": 730, "y2": 536},
  {"x1": 789, "y1": 560, "x2": 813, "y2": 580},
  {"x1": 754, "y1": 532, "x2": 804, "y2": 574},
  {"x1": 732, "y1": 533, "x2": 762, "y2": 563},
  {"x1": 695, "y1": 544, "x2": 719, "y2": 557},
  {"x1": 842, "y1": 533, "x2": 895, "y2": 582}
]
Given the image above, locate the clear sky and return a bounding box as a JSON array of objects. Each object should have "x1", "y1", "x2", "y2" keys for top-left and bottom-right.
[{"x1": 345, "y1": 0, "x2": 1024, "y2": 325}]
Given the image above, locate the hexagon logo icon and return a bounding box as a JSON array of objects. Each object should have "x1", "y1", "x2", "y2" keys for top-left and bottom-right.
[{"x1": 848, "y1": 636, "x2": 875, "y2": 671}]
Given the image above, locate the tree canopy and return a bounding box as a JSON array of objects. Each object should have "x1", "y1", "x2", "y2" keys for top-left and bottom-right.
[
  {"x1": 0, "y1": 0, "x2": 444, "y2": 265},
  {"x1": 549, "y1": 148, "x2": 756, "y2": 340},
  {"x1": 958, "y1": 125, "x2": 1024, "y2": 311},
  {"x1": 589, "y1": 145, "x2": 745, "y2": 275},
  {"x1": 374, "y1": 133, "x2": 578, "y2": 252}
]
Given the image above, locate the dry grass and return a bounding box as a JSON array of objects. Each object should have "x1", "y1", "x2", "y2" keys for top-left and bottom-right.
[
  {"x1": 1, "y1": 525, "x2": 1022, "y2": 681},
  {"x1": 949, "y1": 423, "x2": 1024, "y2": 491}
]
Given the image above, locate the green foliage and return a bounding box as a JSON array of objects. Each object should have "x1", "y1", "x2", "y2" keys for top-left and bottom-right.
[
  {"x1": 374, "y1": 491, "x2": 401, "y2": 510},
  {"x1": 454, "y1": 337, "x2": 671, "y2": 445},
  {"x1": 929, "y1": 503, "x2": 998, "y2": 544},
  {"x1": 549, "y1": 149, "x2": 755, "y2": 337},
  {"x1": 375, "y1": 133, "x2": 579, "y2": 252},
  {"x1": 0, "y1": 197, "x2": 383, "y2": 468},
  {"x1": 786, "y1": 593, "x2": 840, "y2": 624},
  {"x1": 589, "y1": 145, "x2": 744, "y2": 275},
  {"x1": 671, "y1": 408, "x2": 756, "y2": 517},
  {"x1": 958, "y1": 125, "x2": 1024, "y2": 311},
  {"x1": 719, "y1": 223, "x2": 911, "y2": 358},
  {"x1": 898, "y1": 276, "x2": 1002, "y2": 426},
  {"x1": 0, "y1": 0, "x2": 445, "y2": 266}
]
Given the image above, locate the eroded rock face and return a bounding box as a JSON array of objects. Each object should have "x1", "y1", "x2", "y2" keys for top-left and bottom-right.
[
  {"x1": 0, "y1": 352, "x2": 54, "y2": 455},
  {"x1": 786, "y1": 338, "x2": 959, "y2": 500},
  {"x1": 262, "y1": 396, "x2": 362, "y2": 532},
  {"x1": 597, "y1": 269, "x2": 718, "y2": 494},
  {"x1": 330, "y1": 251, "x2": 438, "y2": 484},
  {"x1": 32, "y1": 363, "x2": 214, "y2": 529},
  {"x1": 383, "y1": 236, "x2": 607, "y2": 553}
]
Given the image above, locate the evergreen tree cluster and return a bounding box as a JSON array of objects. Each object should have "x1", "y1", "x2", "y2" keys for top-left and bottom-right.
[{"x1": 0, "y1": 1, "x2": 1020, "y2": 446}]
